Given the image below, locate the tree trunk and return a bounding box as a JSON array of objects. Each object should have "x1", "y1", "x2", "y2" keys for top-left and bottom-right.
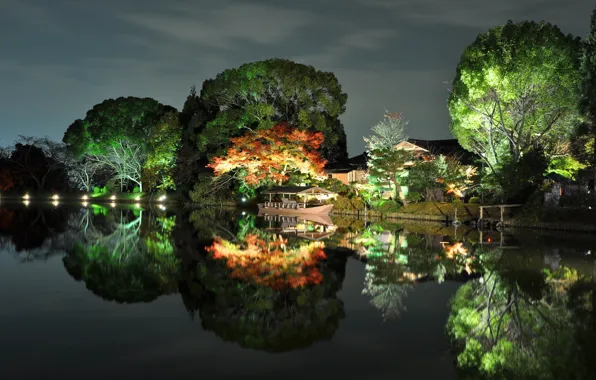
[{"x1": 393, "y1": 179, "x2": 407, "y2": 206}]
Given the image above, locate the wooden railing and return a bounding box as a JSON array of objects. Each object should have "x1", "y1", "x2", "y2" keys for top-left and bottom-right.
[{"x1": 264, "y1": 201, "x2": 305, "y2": 209}]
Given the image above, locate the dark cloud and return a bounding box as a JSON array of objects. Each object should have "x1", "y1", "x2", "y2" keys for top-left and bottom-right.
[{"x1": 0, "y1": 0, "x2": 594, "y2": 154}]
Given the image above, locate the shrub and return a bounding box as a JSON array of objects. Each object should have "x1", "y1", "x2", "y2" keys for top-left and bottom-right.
[
  {"x1": 405, "y1": 191, "x2": 422, "y2": 203},
  {"x1": 468, "y1": 196, "x2": 481, "y2": 204},
  {"x1": 334, "y1": 195, "x2": 365, "y2": 211},
  {"x1": 133, "y1": 186, "x2": 141, "y2": 193}
]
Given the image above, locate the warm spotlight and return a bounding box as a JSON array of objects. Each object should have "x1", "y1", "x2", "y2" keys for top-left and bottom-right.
[
  {"x1": 110, "y1": 195, "x2": 116, "y2": 201},
  {"x1": 158, "y1": 195, "x2": 166, "y2": 202},
  {"x1": 51, "y1": 194, "x2": 59, "y2": 200},
  {"x1": 81, "y1": 195, "x2": 88, "y2": 201}
]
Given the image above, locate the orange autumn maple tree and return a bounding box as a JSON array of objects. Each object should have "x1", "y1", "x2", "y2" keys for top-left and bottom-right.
[
  {"x1": 206, "y1": 234, "x2": 327, "y2": 289},
  {"x1": 207, "y1": 123, "x2": 327, "y2": 186}
]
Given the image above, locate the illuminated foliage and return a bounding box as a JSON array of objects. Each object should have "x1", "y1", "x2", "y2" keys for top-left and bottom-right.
[
  {"x1": 367, "y1": 147, "x2": 413, "y2": 204},
  {"x1": 364, "y1": 111, "x2": 409, "y2": 151},
  {"x1": 190, "y1": 58, "x2": 348, "y2": 164},
  {"x1": 447, "y1": 247, "x2": 596, "y2": 379},
  {"x1": 142, "y1": 111, "x2": 182, "y2": 191},
  {"x1": 448, "y1": 21, "x2": 581, "y2": 176},
  {"x1": 63, "y1": 97, "x2": 178, "y2": 191},
  {"x1": 206, "y1": 234, "x2": 327, "y2": 289},
  {"x1": 62, "y1": 210, "x2": 180, "y2": 303},
  {"x1": 208, "y1": 123, "x2": 327, "y2": 189}
]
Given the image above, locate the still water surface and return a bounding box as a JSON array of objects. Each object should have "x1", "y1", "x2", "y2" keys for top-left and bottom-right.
[{"x1": 0, "y1": 203, "x2": 594, "y2": 379}]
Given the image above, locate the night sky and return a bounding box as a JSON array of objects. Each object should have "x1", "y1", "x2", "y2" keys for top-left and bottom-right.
[{"x1": 1, "y1": 0, "x2": 594, "y2": 155}]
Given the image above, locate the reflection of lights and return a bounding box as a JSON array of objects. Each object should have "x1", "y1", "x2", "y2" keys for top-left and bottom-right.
[
  {"x1": 110, "y1": 202, "x2": 116, "y2": 208},
  {"x1": 158, "y1": 195, "x2": 166, "y2": 202},
  {"x1": 134, "y1": 202, "x2": 141, "y2": 208},
  {"x1": 82, "y1": 202, "x2": 88, "y2": 207},
  {"x1": 81, "y1": 195, "x2": 88, "y2": 201},
  {"x1": 23, "y1": 200, "x2": 29, "y2": 206},
  {"x1": 52, "y1": 200, "x2": 59, "y2": 207},
  {"x1": 110, "y1": 195, "x2": 116, "y2": 201},
  {"x1": 51, "y1": 194, "x2": 59, "y2": 200},
  {"x1": 443, "y1": 242, "x2": 468, "y2": 259}
]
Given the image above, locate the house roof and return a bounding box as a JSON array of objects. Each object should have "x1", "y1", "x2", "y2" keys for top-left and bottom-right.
[
  {"x1": 406, "y1": 139, "x2": 478, "y2": 164},
  {"x1": 395, "y1": 140, "x2": 429, "y2": 152},
  {"x1": 263, "y1": 186, "x2": 337, "y2": 195}
]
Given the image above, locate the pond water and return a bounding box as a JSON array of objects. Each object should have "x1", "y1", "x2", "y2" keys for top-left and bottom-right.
[{"x1": 0, "y1": 203, "x2": 595, "y2": 379}]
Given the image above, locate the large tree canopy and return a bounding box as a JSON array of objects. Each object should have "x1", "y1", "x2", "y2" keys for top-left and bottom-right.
[
  {"x1": 187, "y1": 58, "x2": 348, "y2": 164},
  {"x1": 62, "y1": 97, "x2": 179, "y2": 191},
  {"x1": 448, "y1": 21, "x2": 582, "y2": 174}
]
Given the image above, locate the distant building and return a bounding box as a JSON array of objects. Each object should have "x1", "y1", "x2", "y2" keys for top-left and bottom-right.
[
  {"x1": 324, "y1": 138, "x2": 477, "y2": 191},
  {"x1": 324, "y1": 167, "x2": 367, "y2": 185}
]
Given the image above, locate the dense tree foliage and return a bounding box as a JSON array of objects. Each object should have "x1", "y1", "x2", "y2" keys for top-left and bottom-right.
[
  {"x1": 572, "y1": 7, "x2": 596, "y2": 199},
  {"x1": 367, "y1": 148, "x2": 413, "y2": 204},
  {"x1": 364, "y1": 112, "x2": 408, "y2": 151},
  {"x1": 186, "y1": 59, "x2": 348, "y2": 164},
  {"x1": 449, "y1": 21, "x2": 582, "y2": 181},
  {"x1": 63, "y1": 97, "x2": 179, "y2": 192},
  {"x1": 208, "y1": 123, "x2": 327, "y2": 192}
]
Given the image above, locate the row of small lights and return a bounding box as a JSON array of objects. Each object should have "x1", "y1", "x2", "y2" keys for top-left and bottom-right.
[{"x1": 20, "y1": 193, "x2": 167, "y2": 210}]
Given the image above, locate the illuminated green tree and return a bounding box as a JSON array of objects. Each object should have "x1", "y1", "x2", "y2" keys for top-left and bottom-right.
[
  {"x1": 367, "y1": 147, "x2": 412, "y2": 204},
  {"x1": 63, "y1": 97, "x2": 178, "y2": 191},
  {"x1": 187, "y1": 58, "x2": 348, "y2": 164},
  {"x1": 142, "y1": 111, "x2": 182, "y2": 191},
  {"x1": 448, "y1": 21, "x2": 581, "y2": 177}
]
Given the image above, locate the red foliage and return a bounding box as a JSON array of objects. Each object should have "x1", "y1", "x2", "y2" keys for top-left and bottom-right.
[
  {"x1": 207, "y1": 123, "x2": 327, "y2": 186},
  {"x1": 0, "y1": 167, "x2": 16, "y2": 191},
  {"x1": 206, "y1": 234, "x2": 327, "y2": 289}
]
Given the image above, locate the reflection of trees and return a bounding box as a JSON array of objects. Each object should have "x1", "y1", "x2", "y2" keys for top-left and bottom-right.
[
  {"x1": 207, "y1": 234, "x2": 327, "y2": 289},
  {"x1": 0, "y1": 206, "x2": 77, "y2": 260},
  {"x1": 63, "y1": 209, "x2": 180, "y2": 303},
  {"x1": 448, "y1": 248, "x2": 596, "y2": 379},
  {"x1": 180, "y1": 219, "x2": 347, "y2": 352},
  {"x1": 355, "y1": 224, "x2": 479, "y2": 321}
]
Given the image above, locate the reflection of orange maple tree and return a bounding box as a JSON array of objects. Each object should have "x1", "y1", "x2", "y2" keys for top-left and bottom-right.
[
  {"x1": 206, "y1": 234, "x2": 327, "y2": 289},
  {"x1": 207, "y1": 123, "x2": 327, "y2": 186}
]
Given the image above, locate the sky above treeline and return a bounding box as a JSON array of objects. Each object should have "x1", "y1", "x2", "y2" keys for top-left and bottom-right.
[{"x1": 1, "y1": 0, "x2": 594, "y2": 155}]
